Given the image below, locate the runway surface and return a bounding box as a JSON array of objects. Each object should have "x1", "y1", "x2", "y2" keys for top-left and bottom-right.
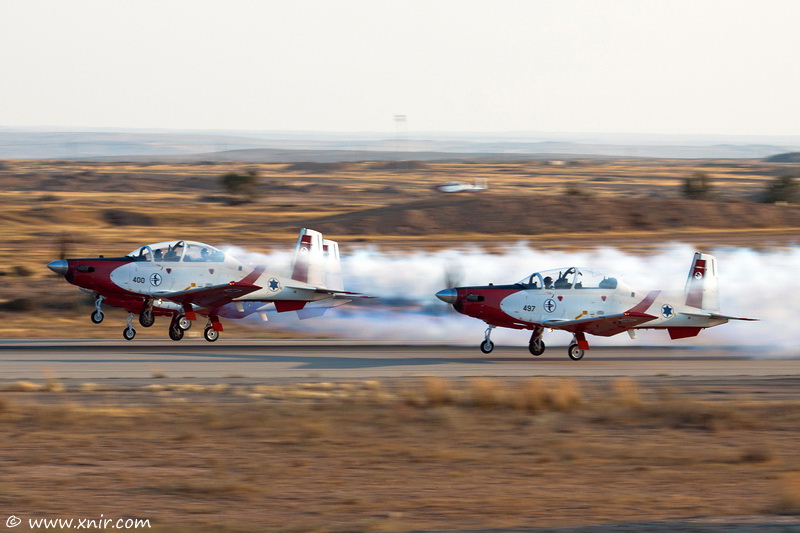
[{"x1": 1, "y1": 340, "x2": 799, "y2": 381}]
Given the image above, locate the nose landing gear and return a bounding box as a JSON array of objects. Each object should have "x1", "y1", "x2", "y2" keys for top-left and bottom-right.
[
  {"x1": 123, "y1": 313, "x2": 136, "y2": 341},
  {"x1": 479, "y1": 325, "x2": 496, "y2": 354},
  {"x1": 91, "y1": 296, "x2": 105, "y2": 324}
]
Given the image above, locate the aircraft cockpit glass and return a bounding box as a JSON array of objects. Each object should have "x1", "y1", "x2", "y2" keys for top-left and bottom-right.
[
  {"x1": 520, "y1": 272, "x2": 544, "y2": 289},
  {"x1": 127, "y1": 246, "x2": 152, "y2": 262},
  {"x1": 128, "y1": 241, "x2": 226, "y2": 263},
  {"x1": 160, "y1": 241, "x2": 184, "y2": 262},
  {"x1": 518, "y1": 268, "x2": 618, "y2": 290},
  {"x1": 182, "y1": 242, "x2": 225, "y2": 262},
  {"x1": 575, "y1": 269, "x2": 618, "y2": 289}
]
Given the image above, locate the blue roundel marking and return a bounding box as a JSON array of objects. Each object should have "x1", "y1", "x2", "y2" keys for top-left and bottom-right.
[
  {"x1": 544, "y1": 298, "x2": 557, "y2": 313},
  {"x1": 268, "y1": 278, "x2": 281, "y2": 292},
  {"x1": 661, "y1": 304, "x2": 675, "y2": 318},
  {"x1": 150, "y1": 273, "x2": 162, "y2": 287}
]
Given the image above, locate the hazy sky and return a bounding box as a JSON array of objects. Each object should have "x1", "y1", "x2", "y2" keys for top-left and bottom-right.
[{"x1": 2, "y1": 1, "x2": 799, "y2": 135}]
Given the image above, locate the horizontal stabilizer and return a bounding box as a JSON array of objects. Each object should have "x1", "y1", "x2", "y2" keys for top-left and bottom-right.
[
  {"x1": 680, "y1": 311, "x2": 758, "y2": 321},
  {"x1": 296, "y1": 307, "x2": 328, "y2": 320},
  {"x1": 285, "y1": 285, "x2": 376, "y2": 298}
]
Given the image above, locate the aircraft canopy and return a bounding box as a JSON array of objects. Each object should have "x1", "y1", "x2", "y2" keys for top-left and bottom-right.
[
  {"x1": 517, "y1": 267, "x2": 619, "y2": 290},
  {"x1": 127, "y1": 240, "x2": 226, "y2": 263}
]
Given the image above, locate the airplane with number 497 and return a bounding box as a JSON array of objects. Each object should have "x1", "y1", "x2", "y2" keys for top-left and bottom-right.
[
  {"x1": 436, "y1": 253, "x2": 756, "y2": 360},
  {"x1": 47, "y1": 228, "x2": 365, "y2": 342}
]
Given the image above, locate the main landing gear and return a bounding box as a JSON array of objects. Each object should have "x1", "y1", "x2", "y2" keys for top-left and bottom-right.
[
  {"x1": 567, "y1": 342, "x2": 585, "y2": 361},
  {"x1": 474, "y1": 326, "x2": 588, "y2": 361},
  {"x1": 529, "y1": 328, "x2": 545, "y2": 356},
  {"x1": 167, "y1": 312, "x2": 194, "y2": 341},
  {"x1": 567, "y1": 332, "x2": 587, "y2": 360},
  {"x1": 204, "y1": 324, "x2": 219, "y2": 342},
  {"x1": 203, "y1": 316, "x2": 222, "y2": 343},
  {"x1": 139, "y1": 305, "x2": 155, "y2": 328}
]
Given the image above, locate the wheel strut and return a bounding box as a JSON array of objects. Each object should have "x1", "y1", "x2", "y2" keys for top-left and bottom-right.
[
  {"x1": 480, "y1": 325, "x2": 496, "y2": 354},
  {"x1": 91, "y1": 296, "x2": 105, "y2": 324},
  {"x1": 123, "y1": 313, "x2": 136, "y2": 341}
]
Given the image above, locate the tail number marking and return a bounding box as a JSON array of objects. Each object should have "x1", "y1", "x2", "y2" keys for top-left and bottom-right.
[{"x1": 523, "y1": 305, "x2": 536, "y2": 312}]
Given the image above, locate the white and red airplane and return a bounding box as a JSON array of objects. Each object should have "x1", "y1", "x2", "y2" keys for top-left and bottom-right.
[
  {"x1": 436, "y1": 253, "x2": 756, "y2": 360},
  {"x1": 47, "y1": 229, "x2": 363, "y2": 341}
]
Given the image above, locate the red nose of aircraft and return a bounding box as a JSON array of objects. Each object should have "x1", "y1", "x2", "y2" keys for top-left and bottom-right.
[
  {"x1": 436, "y1": 288, "x2": 457, "y2": 304},
  {"x1": 47, "y1": 260, "x2": 68, "y2": 275}
]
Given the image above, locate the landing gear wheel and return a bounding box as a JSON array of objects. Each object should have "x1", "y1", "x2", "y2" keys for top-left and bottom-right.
[
  {"x1": 177, "y1": 316, "x2": 192, "y2": 331},
  {"x1": 139, "y1": 310, "x2": 155, "y2": 328},
  {"x1": 203, "y1": 327, "x2": 219, "y2": 342},
  {"x1": 169, "y1": 325, "x2": 184, "y2": 341},
  {"x1": 568, "y1": 342, "x2": 585, "y2": 361},
  {"x1": 529, "y1": 339, "x2": 546, "y2": 356},
  {"x1": 123, "y1": 327, "x2": 136, "y2": 341},
  {"x1": 480, "y1": 340, "x2": 494, "y2": 354},
  {"x1": 90, "y1": 311, "x2": 104, "y2": 324}
]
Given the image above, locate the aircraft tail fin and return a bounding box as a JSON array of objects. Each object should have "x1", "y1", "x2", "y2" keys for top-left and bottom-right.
[
  {"x1": 291, "y1": 228, "x2": 324, "y2": 287},
  {"x1": 684, "y1": 252, "x2": 719, "y2": 311},
  {"x1": 322, "y1": 238, "x2": 344, "y2": 291},
  {"x1": 290, "y1": 228, "x2": 343, "y2": 290}
]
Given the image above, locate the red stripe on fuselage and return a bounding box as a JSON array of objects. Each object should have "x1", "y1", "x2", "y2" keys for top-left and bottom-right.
[
  {"x1": 627, "y1": 290, "x2": 661, "y2": 314},
  {"x1": 455, "y1": 286, "x2": 524, "y2": 328},
  {"x1": 65, "y1": 258, "x2": 151, "y2": 314},
  {"x1": 66, "y1": 258, "x2": 133, "y2": 295},
  {"x1": 240, "y1": 265, "x2": 266, "y2": 285}
]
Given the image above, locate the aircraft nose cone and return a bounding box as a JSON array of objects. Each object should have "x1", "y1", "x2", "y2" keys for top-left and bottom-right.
[
  {"x1": 47, "y1": 259, "x2": 68, "y2": 275},
  {"x1": 436, "y1": 288, "x2": 457, "y2": 304}
]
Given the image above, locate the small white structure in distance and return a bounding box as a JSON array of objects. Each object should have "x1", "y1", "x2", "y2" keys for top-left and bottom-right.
[{"x1": 434, "y1": 178, "x2": 488, "y2": 193}]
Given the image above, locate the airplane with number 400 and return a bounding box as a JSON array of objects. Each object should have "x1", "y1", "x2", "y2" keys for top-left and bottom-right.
[
  {"x1": 47, "y1": 229, "x2": 365, "y2": 342},
  {"x1": 435, "y1": 253, "x2": 756, "y2": 360}
]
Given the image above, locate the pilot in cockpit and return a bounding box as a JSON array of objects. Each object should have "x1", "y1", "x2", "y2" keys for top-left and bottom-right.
[{"x1": 543, "y1": 276, "x2": 553, "y2": 289}]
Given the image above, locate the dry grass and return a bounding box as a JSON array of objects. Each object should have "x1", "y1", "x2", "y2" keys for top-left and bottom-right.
[
  {"x1": 422, "y1": 376, "x2": 454, "y2": 406},
  {"x1": 611, "y1": 377, "x2": 644, "y2": 407},
  {"x1": 2, "y1": 378, "x2": 800, "y2": 531},
  {"x1": 773, "y1": 474, "x2": 800, "y2": 515}
]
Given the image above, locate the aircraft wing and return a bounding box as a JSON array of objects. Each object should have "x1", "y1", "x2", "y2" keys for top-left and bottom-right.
[
  {"x1": 543, "y1": 311, "x2": 658, "y2": 337},
  {"x1": 286, "y1": 285, "x2": 376, "y2": 298},
  {"x1": 154, "y1": 282, "x2": 262, "y2": 309}
]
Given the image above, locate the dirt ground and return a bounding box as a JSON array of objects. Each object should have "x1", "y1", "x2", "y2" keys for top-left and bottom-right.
[
  {"x1": 1, "y1": 158, "x2": 800, "y2": 531},
  {"x1": 1, "y1": 377, "x2": 800, "y2": 532}
]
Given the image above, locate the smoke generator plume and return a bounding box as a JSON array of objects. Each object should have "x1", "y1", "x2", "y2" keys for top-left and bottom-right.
[{"x1": 223, "y1": 243, "x2": 799, "y2": 355}]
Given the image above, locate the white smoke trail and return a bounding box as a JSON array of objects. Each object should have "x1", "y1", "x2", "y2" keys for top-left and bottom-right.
[{"x1": 222, "y1": 243, "x2": 800, "y2": 354}]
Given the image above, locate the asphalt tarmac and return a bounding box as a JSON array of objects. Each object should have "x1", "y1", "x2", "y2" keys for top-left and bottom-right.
[{"x1": 1, "y1": 340, "x2": 798, "y2": 381}]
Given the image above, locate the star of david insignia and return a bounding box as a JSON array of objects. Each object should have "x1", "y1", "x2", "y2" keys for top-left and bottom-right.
[
  {"x1": 661, "y1": 304, "x2": 675, "y2": 318},
  {"x1": 268, "y1": 278, "x2": 281, "y2": 292}
]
